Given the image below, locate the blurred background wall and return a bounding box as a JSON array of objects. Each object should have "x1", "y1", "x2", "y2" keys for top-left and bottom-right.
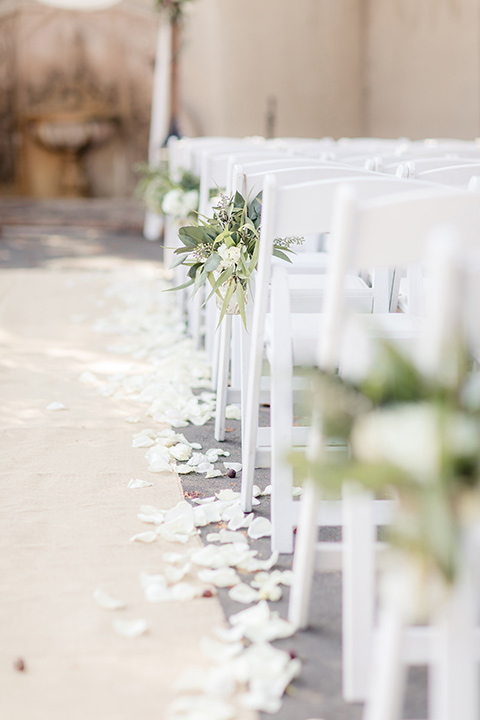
[{"x1": 0, "y1": 0, "x2": 478, "y2": 198}]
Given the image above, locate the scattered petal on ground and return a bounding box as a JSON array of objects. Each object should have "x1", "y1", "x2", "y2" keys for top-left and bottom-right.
[
  {"x1": 128, "y1": 478, "x2": 153, "y2": 489},
  {"x1": 112, "y1": 618, "x2": 148, "y2": 638},
  {"x1": 247, "y1": 517, "x2": 273, "y2": 539},
  {"x1": 225, "y1": 405, "x2": 242, "y2": 420},
  {"x1": 228, "y1": 583, "x2": 260, "y2": 604},
  {"x1": 165, "y1": 695, "x2": 235, "y2": 720},
  {"x1": 46, "y1": 402, "x2": 68, "y2": 411},
  {"x1": 93, "y1": 588, "x2": 126, "y2": 610},
  {"x1": 79, "y1": 371, "x2": 97, "y2": 384},
  {"x1": 215, "y1": 489, "x2": 240, "y2": 502},
  {"x1": 200, "y1": 636, "x2": 244, "y2": 663},
  {"x1": 130, "y1": 531, "x2": 157, "y2": 543},
  {"x1": 197, "y1": 568, "x2": 241, "y2": 589}
]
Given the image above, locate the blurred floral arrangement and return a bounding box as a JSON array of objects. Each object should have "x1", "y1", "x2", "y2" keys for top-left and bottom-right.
[
  {"x1": 155, "y1": 0, "x2": 195, "y2": 24},
  {"x1": 291, "y1": 341, "x2": 480, "y2": 589},
  {"x1": 171, "y1": 191, "x2": 303, "y2": 327},
  {"x1": 136, "y1": 162, "x2": 200, "y2": 221}
]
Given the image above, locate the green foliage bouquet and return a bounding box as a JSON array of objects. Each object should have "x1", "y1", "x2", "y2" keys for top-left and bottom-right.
[
  {"x1": 136, "y1": 162, "x2": 200, "y2": 221},
  {"x1": 171, "y1": 191, "x2": 303, "y2": 327},
  {"x1": 292, "y1": 341, "x2": 480, "y2": 590}
]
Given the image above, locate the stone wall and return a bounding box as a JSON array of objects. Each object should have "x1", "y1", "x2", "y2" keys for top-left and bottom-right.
[{"x1": 0, "y1": 1, "x2": 158, "y2": 197}]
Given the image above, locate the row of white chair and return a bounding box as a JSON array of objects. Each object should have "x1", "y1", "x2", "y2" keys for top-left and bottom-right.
[{"x1": 156, "y1": 135, "x2": 480, "y2": 719}]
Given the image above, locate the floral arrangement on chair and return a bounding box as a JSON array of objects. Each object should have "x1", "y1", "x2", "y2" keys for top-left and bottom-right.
[
  {"x1": 156, "y1": 0, "x2": 195, "y2": 24},
  {"x1": 291, "y1": 340, "x2": 480, "y2": 591},
  {"x1": 136, "y1": 162, "x2": 200, "y2": 221},
  {"x1": 170, "y1": 190, "x2": 303, "y2": 327}
]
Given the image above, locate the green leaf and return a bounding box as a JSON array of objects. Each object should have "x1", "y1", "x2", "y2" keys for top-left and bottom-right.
[
  {"x1": 205, "y1": 267, "x2": 234, "y2": 302},
  {"x1": 188, "y1": 263, "x2": 201, "y2": 279},
  {"x1": 248, "y1": 237, "x2": 260, "y2": 273},
  {"x1": 273, "y1": 249, "x2": 293, "y2": 263},
  {"x1": 164, "y1": 277, "x2": 195, "y2": 293},
  {"x1": 204, "y1": 253, "x2": 221, "y2": 272},
  {"x1": 170, "y1": 253, "x2": 187, "y2": 269},
  {"x1": 178, "y1": 226, "x2": 209, "y2": 245},
  {"x1": 217, "y1": 281, "x2": 236, "y2": 327},
  {"x1": 194, "y1": 267, "x2": 207, "y2": 292},
  {"x1": 236, "y1": 282, "x2": 247, "y2": 329}
]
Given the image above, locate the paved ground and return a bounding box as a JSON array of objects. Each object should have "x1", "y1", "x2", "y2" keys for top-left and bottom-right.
[{"x1": 0, "y1": 199, "x2": 427, "y2": 720}]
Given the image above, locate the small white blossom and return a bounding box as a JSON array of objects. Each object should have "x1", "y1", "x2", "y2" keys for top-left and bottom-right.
[
  {"x1": 218, "y1": 244, "x2": 242, "y2": 270},
  {"x1": 162, "y1": 189, "x2": 198, "y2": 219}
]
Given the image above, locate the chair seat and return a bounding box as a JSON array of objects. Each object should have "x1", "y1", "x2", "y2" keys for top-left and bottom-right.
[
  {"x1": 265, "y1": 311, "x2": 423, "y2": 368},
  {"x1": 287, "y1": 273, "x2": 373, "y2": 313}
]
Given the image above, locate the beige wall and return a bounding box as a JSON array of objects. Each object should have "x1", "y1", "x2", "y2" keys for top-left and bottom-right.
[
  {"x1": 178, "y1": 0, "x2": 364, "y2": 139},
  {"x1": 365, "y1": 0, "x2": 480, "y2": 140},
  {"x1": 178, "y1": 0, "x2": 480, "y2": 142}
]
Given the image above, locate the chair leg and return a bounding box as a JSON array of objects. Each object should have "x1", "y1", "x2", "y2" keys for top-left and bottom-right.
[
  {"x1": 205, "y1": 294, "x2": 218, "y2": 367},
  {"x1": 240, "y1": 336, "x2": 265, "y2": 513},
  {"x1": 230, "y1": 316, "x2": 242, "y2": 399},
  {"x1": 214, "y1": 314, "x2": 232, "y2": 442},
  {"x1": 342, "y1": 485, "x2": 376, "y2": 702},
  {"x1": 189, "y1": 288, "x2": 204, "y2": 350},
  {"x1": 429, "y1": 564, "x2": 478, "y2": 720},
  {"x1": 288, "y1": 477, "x2": 322, "y2": 629},
  {"x1": 362, "y1": 594, "x2": 406, "y2": 720},
  {"x1": 211, "y1": 311, "x2": 221, "y2": 391},
  {"x1": 270, "y1": 298, "x2": 295, "y2": 553}
]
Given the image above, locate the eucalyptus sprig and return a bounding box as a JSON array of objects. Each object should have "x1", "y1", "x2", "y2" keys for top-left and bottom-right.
[{"x1": 170, "y1": 191, "x2": 303, "y2": 327}]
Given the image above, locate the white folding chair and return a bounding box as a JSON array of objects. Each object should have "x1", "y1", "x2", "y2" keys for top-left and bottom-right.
[
  {"x1": 364, "y1": 237, "x2": 480, "y2": 720},
  {"x1": 240, "y1": 175, "x2": 451, "y2": 551},
  {"x1": 286, "y1": 184, "x2": 480, "y2": 706},
  {"x1": 213, "y1": 163, "x2": 381, "y2": 444}
]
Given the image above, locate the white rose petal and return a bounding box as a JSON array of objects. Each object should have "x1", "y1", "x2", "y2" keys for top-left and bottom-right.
[
  {"x1": 165, "y1": 696, "x2": 235, "y2": 720},
  {"x1": 79, "y1": 371, "x2": 97, "y2": 384},
  {"x1": 171, "y1": 582, "x2": 202, "y2": 601},
  {"x1": 247, "y1": 517, "x2": 273, "y2": 539},
  {"x1": 216, "y1": 489, "x2": 240, "y2": 502},
  {"x1": 218, "y1": 529, "x2": 248, "y2": 545},
  {"x1": 128, "y1": 478, "x2": 153, "y2": 489},
  {"x1": 225, "y1": 405, "x2": 242, "y2": 420},
  {"x1": 112, "y1": 618, "x2": 148, "y2": 638},
  {"x1": 228, "y1": 583, "x2": 260, "y2": 604},
  {"x1": 175, "y1": 465, "x2": 196, "y2": 474},
  {"x1": 46, "y1": 402, "x2": 68, "y2": 411},
  {"x1": 197, "y1": 568, "x2": 241, "y2": 588},
  {"x1": 130, "y1": 531, "x2": 157, "y2": 543},
  {"x1": 132, "y1": 436, "x2": 155, "y2": 448},
  {"x1": 238, "y1": 550, "x2": 279, "y2": 573},
  {"x1": 205, "y1": 469, "x2": 223, "y2": 478},
  {"x1": 169, "y1": 443, "x2": 192, "y2": 462},
  {"x1": 227, "y1": 511, "x2": 254, "y2": 531},
  {"x1": 93, "y1": 588, "x2": 126, "y2": 610},
  {"x1": 200, "y1": 636, "x2": 244, "y2": 663}
]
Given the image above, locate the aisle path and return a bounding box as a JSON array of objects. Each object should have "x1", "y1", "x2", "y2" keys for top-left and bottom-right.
[{"x1": 0, "y1": 251, "x2": 250, "y2": 719}]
